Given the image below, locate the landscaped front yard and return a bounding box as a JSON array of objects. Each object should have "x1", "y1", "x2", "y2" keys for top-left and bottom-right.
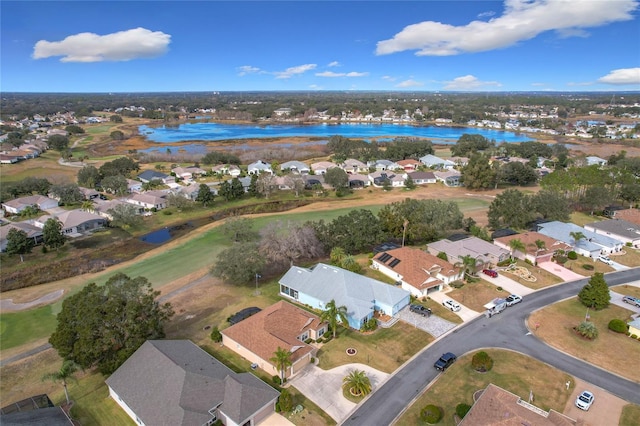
[
  {"x1": 446, "y1": 279, "x2": 510, "y2": 313},
  {"x1": 528, "y1": 297, "x2": 640, "y2": 382},
  {"x1": 396, "y1": 349, "x2": 573, "y2": 426}
]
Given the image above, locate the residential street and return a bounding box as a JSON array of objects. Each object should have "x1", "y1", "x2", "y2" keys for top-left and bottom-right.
[{"x1": 341, "y1": 268, "x2": 640, "y2": 426}]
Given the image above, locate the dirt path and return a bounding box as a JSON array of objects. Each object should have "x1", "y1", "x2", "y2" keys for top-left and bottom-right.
[{"x1": 0, "y1": 290, "x2": 64, "y2": 312}]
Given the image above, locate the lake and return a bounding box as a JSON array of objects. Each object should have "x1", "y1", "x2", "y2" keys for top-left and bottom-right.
[{"x1": 138, "y1": 122, "x2": 534, "y2": 144}]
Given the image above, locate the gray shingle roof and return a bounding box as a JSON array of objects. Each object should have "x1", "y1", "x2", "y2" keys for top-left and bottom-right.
[
  {"x1": 585, "y1": 219, "x2": 640, "y2": 240},
  {"x1": 105, "y1": 340, "x2": 279, "y2": 426}
]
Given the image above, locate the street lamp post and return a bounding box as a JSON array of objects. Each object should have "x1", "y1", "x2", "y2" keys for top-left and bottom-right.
[{"x1": 255, "y1": 273, "x2": 261, "y2": 295}]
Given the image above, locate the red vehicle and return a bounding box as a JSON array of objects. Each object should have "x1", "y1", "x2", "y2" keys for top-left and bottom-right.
[{"x1": 482, "y1": 269, "x2": 498, "y2": 278}]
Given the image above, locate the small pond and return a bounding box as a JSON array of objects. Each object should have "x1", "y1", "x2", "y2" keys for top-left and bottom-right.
[{"x1": 140, "y1": 228, "x2": 171, "y2": 244}]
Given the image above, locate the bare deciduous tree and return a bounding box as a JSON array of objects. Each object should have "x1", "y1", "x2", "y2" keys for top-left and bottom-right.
[{"x1": 259, "y1": 221, "x2": 323, "y2": 268}]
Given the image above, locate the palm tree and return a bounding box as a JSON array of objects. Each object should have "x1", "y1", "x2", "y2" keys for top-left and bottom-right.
[
  {"x1": 320, "y1": 299, "x2": 349, "y2": 338},
  {"x1": 456, "y1": 255, "x2": 479, "y2": 281},
  {"x1": 80, "y1": 200, "x2": 94, "y2": 212},
  {"x1": 42, "y1": 360, "x2": 79, "y2": 405},
  {"x1": 330, "y1": 247, "x2": 346, "y2": 266},
  {"x1": 509, "y1": 238, "x2": 526, "y2": 259},
  {"x1": 534, "y1": 239, "x2": 546, "y2": 255},
  {"x1": 270, "y1": 346, "x2": 292, "y2": 384},
  {"x1": 342, "y1": 369, "x2": 372, "y2": 397},
  {"x1": 570, "y1": 231, "x2": 586, "y2": 247}
]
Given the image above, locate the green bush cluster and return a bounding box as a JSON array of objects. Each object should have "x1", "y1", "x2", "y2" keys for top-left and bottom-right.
[
  {"x1": 361, "y1": 317, "x2": 378, "y2": 332},
  {"x1": 209, "y1": 326, "x2": 222, "y2": 342},
  {"x1": 455, "y1": 403, "x2": 471, "y2": 419},
  {"x1": 567, "y1": 251, "x2": 578, "y2": 260},
  {"x1": 582, "y1": 264, "x2": 595, "y2": 270},
  {"x1": 608, "y1": 319, "x2": 628, "y2": 334},
  {"x1": 420, "y1": 404, "x2": 443, "y2": 424},
  {"x1": 575, "y1": 321, "x2": 598, "y2": 340},
  {"x1": 471, "y1": 351, "x2": 494, "y2": 372},
  {"x1": 276, "y1": 388, "x2": 293, "y2": 412}
]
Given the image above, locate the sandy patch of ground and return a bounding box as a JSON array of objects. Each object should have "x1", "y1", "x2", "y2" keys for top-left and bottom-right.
[{"x1": 563, "y1": 377, "x2": 628, "y2": 426}]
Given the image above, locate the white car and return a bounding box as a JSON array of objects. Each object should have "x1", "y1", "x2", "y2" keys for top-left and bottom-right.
[
  {"x1": 597, "y1": 255, "x2": 613, "y2": 265},
  {"x1": 505, "y1": 294, "x2": 522, "y2": 306},
  {"x1": 443, "y1": 299, "x2": 461, "y2": 312},
  {"x1": 575, "y1": 390, "x2": 594, "y2": 410}
]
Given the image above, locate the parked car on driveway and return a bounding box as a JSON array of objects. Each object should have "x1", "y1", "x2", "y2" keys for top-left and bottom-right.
[
  {"x1": 442, "y1": 299, "x2": 461, "y2": 312},
  {"x1": 505, "y1": 294, "x2": 522, "y2": 306},
  {"x1": 575, "y1": 390, "x2": 594, "y2": 410},
  {"x1": 434, "y1": 352, "x2": 457, "y2": 371},
  {"x1": 410, "y1": 304, "x2": 432, "y2": 317},
  {"x1": 482, "y1": 269, "x2": 498, "y2": 278},
  {"x1": 597, "y1": 255, "x2": 613, "y2": 265},
  {"x1": 622, "y1": 295, "x2": 640, "y2": 307}
]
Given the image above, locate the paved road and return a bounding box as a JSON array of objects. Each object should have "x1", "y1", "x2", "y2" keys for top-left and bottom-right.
[{"x1": 341, "y1": 268, "x2": 640, "y2": 426}]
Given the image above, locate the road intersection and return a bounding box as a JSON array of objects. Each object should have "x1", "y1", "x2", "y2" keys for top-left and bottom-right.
[{"x1": 341, "y1": 268, "x2": 640, "y2": 426}]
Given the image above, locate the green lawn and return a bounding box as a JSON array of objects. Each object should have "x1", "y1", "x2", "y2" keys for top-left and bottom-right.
[
  {"x1": 396, "y1": 349, "x2": 573, "y2": 426},
  {"x1": 0, "y1": 305, "x2": 57, "y2": 350},
  {"x1": 620, "y1": 404, "x2": 640, "y2": 426}
]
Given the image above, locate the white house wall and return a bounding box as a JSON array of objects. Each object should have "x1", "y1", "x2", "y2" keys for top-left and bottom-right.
[{"x1": 108, "y1": 387, "x2": 146, "y2": 426}]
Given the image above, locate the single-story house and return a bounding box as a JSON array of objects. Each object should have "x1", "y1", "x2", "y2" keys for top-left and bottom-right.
[
  {"x1": 396, "y1": 159, "x2": 421, "y2": 172},
  {"x1": 171, "y1": 166, "x2": 206, "y2": 180},
  {"x1": 407, "y1": 171, "x2": 436, "y2": 185},
  {"x1": 449, "y1": 157, "x2": 469, "y2": 167},
  {"x1": 212, "y1": 164, "x2": 242, "y2": 177},
  {"x1": 126, "y1": 193, "x2": 167, "y2": 210},
  {"x1": 372, "y1": 247, "x2": 463, "y2": 297},
  {"x1": 221, "y1": 301, "x2": 327, "y2": 379},
  {"x1": 137, "y1": 170, "x2": 175, "y2": 184},
  {"x1": 459, "y1": 383, "x2": 577, "y2": 426},
  {"x1": 371, "y1": 159, "x2": 400, "y2": 171},
  {"x1": 2, "y1": 195, "x2": 58, "y2": 215},
  {"x1": 493, "y1": 232, "x2": 572, "y2": 264},
  {"x1": 609, "y1": 208, "x2": 640, "y2": 226},
  {"x1": 628, "y1": 318, "x2": 640, "y2": 336},
  {"x1": 433, "y1": 170, "x2": 461, "y2": 187},
  {"x1": 368, "y1": 171, "x2": 405, "y2": 187},
  {"x1": 310, "y1": 161, "x2": 338, "y2": 175},
  {"x1": 93, "y1": 199, "x2": 143, "y2": 220},
  {"x1": 586, "y1": 156, "x2": 607, "y2": 166},
  {"x1": 536, "y1": 221, "x2": 624, "y2": 257},
  {"x1": 348, "y1": 173, "x2": 369, "y2": 188},
  {"x1": 78, "y1": 187, "x2": 100, "y2": 200},
  {"x1": 106, "y1": 340, "x2": 279, "y2": 426},
  {"x1": 279, "y1": 263, "x2": 411, "y2": 330},
  {"x1": 584, "y1": 219, "x2": 640, "y2": 248},
  {"x1": 341, "y1": 159, "x2": 368, "y2": 174},
  {"x1": 126, "y1": 179, "x2": 143, "y2": 193},
  {"x1": 0, "y1": 222, "x2": 44, "y2": 252},
  {"x1": 303, "y1": 175, "x2": 326, "y2": 189},
  {"x1": 280, "y1": 161, "x2": 310, "y2": 174},
  {"x1": 34, "y1": 210, "x2": 106, "y2": 236},
  {"x1": 0, "y1": 154, "x2": 20, "y2": 164},
  {"x1": 427, "y1": 237, "x2": 510, "y2": 269},
  {"x1": 247, "y1": 160, "x2": 273, "y2": 175},
  {"x1": 419, "y1": 154, "x2": 456, "y2": 170}
]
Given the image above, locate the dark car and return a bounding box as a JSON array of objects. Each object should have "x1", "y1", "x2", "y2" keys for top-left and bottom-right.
[
  {"x1": 434, "y1": 352, "x2": 457, "y2": 371},
  {"x1": 482, "y1": 269, "x2": 498, "y2": 278},
  {"x1": 410, "y1": 304, "x2": 432, "y2": 317},
  {"x1": 228, "y1": 306, "x2": 261, "y2": 325}
]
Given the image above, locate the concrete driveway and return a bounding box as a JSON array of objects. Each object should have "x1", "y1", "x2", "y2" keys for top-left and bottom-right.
[
  {"x1": 287, "y1": 363, "x2": 388, "y2": 423},
  {"x1": 478, "y1": 273, "x2": 535, "y2": 296},
  {"x1": 396, "y1": 306, "x2": 457, "y2": 337},
  {"x1": 609, "y1": 288, "x2": 640, "y2": 314},
  {"x1": 427, "y1": 290, "x2": 480, "y2": 322},
  {"x1": 538, "y1": 261, "x2": 585, "y2": 281},
  {"x1": 563, "y1": 377, "x2": 628, "y2": 426}
]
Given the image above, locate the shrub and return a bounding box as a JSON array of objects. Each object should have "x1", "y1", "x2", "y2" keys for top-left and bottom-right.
[
  {"x1": 575, "y1": 321, "x2": 598, "y2": 340},
  {"x1": 456, "y1": 403, "x2": 471, "y2": 419},
  {"x1": 162, "y1": 210, "x2": 173, "y2": 215},
  {"x1": 272, "y1": 375, "x2": 282, "y2": 385},
  {"x1": 471, "y1": 351, "x2": 494, "y2": 372},
  {"x1": 567, "y1": 251, "x2": 578, "y2": 260},
  {"x1": 304, "y1": 338, "x2": 313, "y2": 344},
  {"x1": 497, "y1": 259, "x2": 512, "y2": 267},
  {"x1": 450, "y1": 280, "x2": 465, "y2": 289},
  {"x1": 608, "y1": 319, "x2": 628, "y2": 334},
  {"x1": 496, "y1": 286, "x2": 503, "y2": 292},
  {"x1": 310, "y1": 357, "x2": 315, "y2": 363},
  {"x1": 524, "y1": 258, "x2": 533, "y2": 265},
  {"x1": 555, "y1": 255, "x2": 568, "y2": 264},
  {"x1": 631, "y1": 334, "x2": 638, "y2": 339},
  {"x1": 420, "y1": 404, "x2": 443, "y2": 424},
  {"x1": 361, "y1": 317, "x2": 378, "y2": 332},
  {"x1": 209, "y1": 326, "x2": 222, "y2": 342},
  {"x1": 626, "y1": 242, "x2": 632, "y2": 247},
  {"x1": 582, "y1": 264, "x2": 594, "y2": 270},
  {"x1": 278, "y1": 388, "x2": 293, "y2": 412}
]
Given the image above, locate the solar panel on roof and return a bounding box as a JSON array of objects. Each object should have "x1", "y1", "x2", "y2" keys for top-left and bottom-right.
[
  {"x1": 379, "y1": 253, "x2": 392, "y2": 262},
  {"x1": 389, "y1": 259, "x2": 401, "y2": 267}
]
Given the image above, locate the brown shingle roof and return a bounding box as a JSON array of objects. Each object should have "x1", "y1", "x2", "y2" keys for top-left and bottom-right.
[
  {"x1": 614, "y1": 208, "x2": 640, "y2": 226},
  {"x1": 373, "y1": 247, "x2": 460, "y2": 291},
  {"x1": 495, "y1": 232, "x2": 571, "y2": 257},
  {"x1": 460, "y1": 383, "x2": 577, "y2": 426},
  {"x1": 221, "y1": 301, "x2": 325, "y2": 365}
]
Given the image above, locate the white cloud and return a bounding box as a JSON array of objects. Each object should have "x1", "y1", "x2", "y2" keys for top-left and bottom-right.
[
  {"x1": 443, "y1": 75, "x2": 502, "y2": 90},
  {"x1": 316, "y1": 71, "x2": 369, "y2": 78},
  {"x1": 376, "y1": 0, "x2": 637, "y2": 56},
  {"x1": 237, "y1": 65, "x2": 261, "y2": 76},
  {"x1": 597, "y1": 68, "x2": 640, "y2": 85},
  {"x1": 478, "y1": 11, "x2": 496, "y2": 19},
  {"x1": 328, "y1": 61, "x2": 340, "y2": 67},
  {"x1": 396, "y1": 79, "x2": 424, "y2": 88},
  {"x1": 309, "y1": 84, "x2": 322, "y2": 90},
  {"x1": 274, "y1": 64, "x2": 317, "y2": 79},
  {"x1": 33, "y1": 27, "x2": 170, "y2": 62},
  {"x1": 382, "y1": 75, "x2": 397, "y2": 82}
]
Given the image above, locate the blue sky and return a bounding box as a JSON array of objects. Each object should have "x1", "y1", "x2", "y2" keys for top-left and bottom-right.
[{"x1": 2, "y1": 0, "x2": 639, "y2": 92}]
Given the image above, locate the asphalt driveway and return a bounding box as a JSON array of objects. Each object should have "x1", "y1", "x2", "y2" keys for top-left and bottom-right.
[{"x1": 288, "y1": 363, "x2": 388, "y2": 423}]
